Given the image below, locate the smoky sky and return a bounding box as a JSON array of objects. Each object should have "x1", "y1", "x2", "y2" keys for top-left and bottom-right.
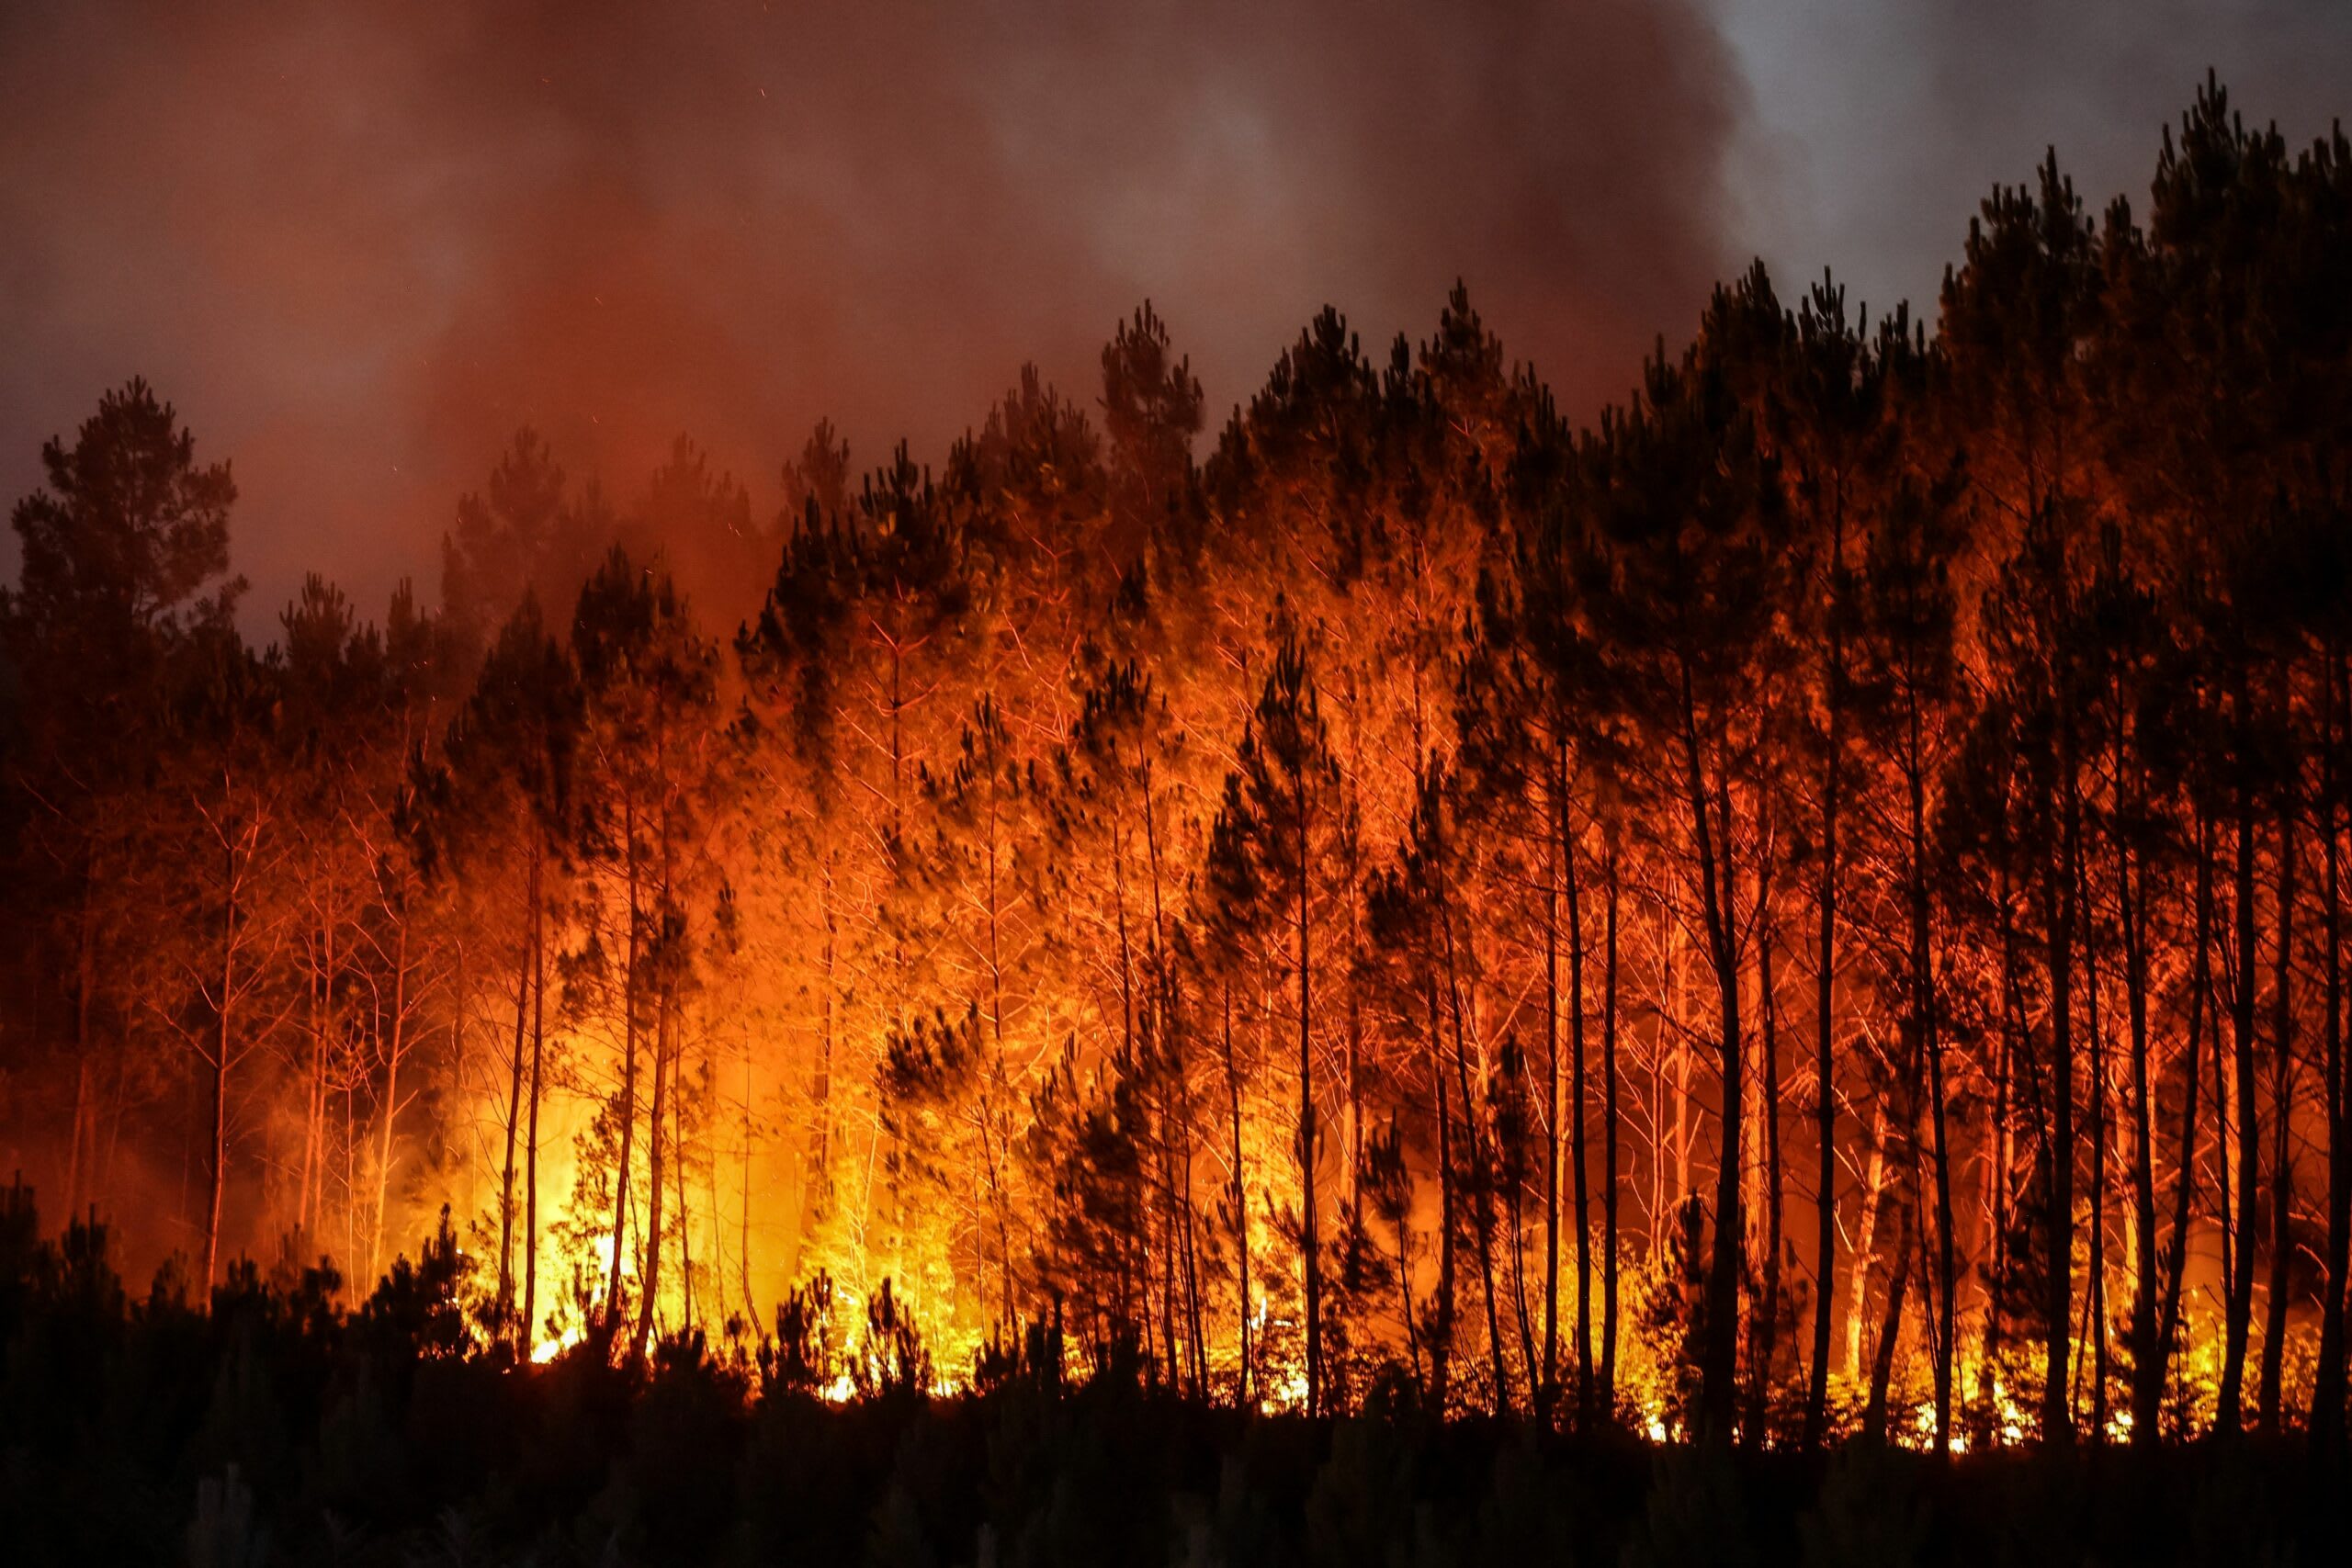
[
  {"x1": 1722, "y1": 0, "x2": 2352, "y2": 326},
  {"x1": 2, "y1": 1, "x2": 2346, "y2": 628}
]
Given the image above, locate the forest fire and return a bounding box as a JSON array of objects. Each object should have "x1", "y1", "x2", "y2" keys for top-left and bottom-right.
[{"x1": 6, "y1": 50, "x2": 2352, "y2": 1567}]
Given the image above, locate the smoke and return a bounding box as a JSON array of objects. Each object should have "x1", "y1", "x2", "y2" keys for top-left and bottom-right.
[
  {"x1": 0, "y1": 0, "x2": 1744, "y2": 626},
  {"x1": 1719, "y1": 0, "x2": 2352, "y2": 329}
]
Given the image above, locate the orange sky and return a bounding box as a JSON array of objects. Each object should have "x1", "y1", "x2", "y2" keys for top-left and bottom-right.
[{"x1": 3, "y1": 0, "x2": 2345, "y2": 629}]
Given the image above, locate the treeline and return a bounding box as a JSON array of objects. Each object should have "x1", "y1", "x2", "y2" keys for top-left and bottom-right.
[{"x1": 6, "y1": 80, "x2": 2352, "y2": 1451}]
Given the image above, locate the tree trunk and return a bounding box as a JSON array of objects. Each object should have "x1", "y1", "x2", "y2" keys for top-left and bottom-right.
[
  {"x1": 1427, "y1": 974, "x2": 1456, "y2": 1414},
  {"x1": 2086, "y1": 927, "x2": 2109, "y2": 1442},
  {"x1": 523, "y1": 851, "x2": 545, "y2": 1349},
  {"x1": 1602, "y1": 843, "x2": 1622, "y2": 1416},
  {"x1": 1983, "y1": 859, "x2": 2025, "y2": 1393},
  {"x1": 1295, "y1": 792, "x2": 1321, "y2": 1416},
  {"x1": 1847, "y1": 1101, "x2": 1888, "y2": 1380},
  {"x1": 1910, "y1": 699, "x2": 1956, "y2": 1456},
  {"x1": 1747, "y1": 904, "x2": 1784, "y2": 1450},
  {"x1": 2314, "y1": 647, "x2": 2350, "y2": 1447},
  {"x1": 199, "y1": 815, "x2": 246, "y2": 1300},
  {"x1": 2158, "y1": 810, "x2": 2212, "y2": 1428},
  {"x1": 1805, "y1": 741, "x2": 1841, "y2": 1449},
  {"x1": 497, "y1": 909, "x2": 526, "y2": 1331},
  {"x1": 638, "y1": 976, "x2": 673, "y2": 1355},
  {"x1": 2043, "y1": 716, "x2": 2081, "y2": 1446},
  {"x1": 606, "y1": 803, "x2": 643, "y2": 1325},
  {"x1": 1565, "y1": 761, "x2": 1594, "y2": 1427},
  {"x1": 2220, "y1": 728, "x2": 2260, "y2": 1436},
  {"x1": 676, "y1": 1055, "x2": 695, "y2": 1336},
  {"x1": 301, "y1": 913, "x2": 336, "y2": 1240},
  {"x1": 1862, "y1": 1186, "x2": 1915, "y2": 1444},
  {"x1": 205, "y1": 996, "x2": 230, "y2": 1301},
  {"x1": 741, "y1": 1033, "x2": 760, "y2": 1325},
  {"x1": 1805, "y1": 490, "x2": 1849, "y2": 1450},
  {"x1": 1543, "y1": 753, "x2": 1564, "y2": 1421},
  {"x1": 1677, "y1": 683, "x2": 1744, "y2": 1439},
  {"x1": 372, "y1": 916, "x2": 409, "y2": 1280},
  {"x1": 1222, "y1": 982, "x2": 1251, "y2": 1407},
  {"x1": 792, "y1": 863, "x2": 837, "y2": 1283},
  {"x1": 2120, "y1": 701, "x2": 2163, "y2": 1446},
  {"x1": 1443, "y1": 905, "x2": 1509, "y2": 1416},
  {"x1": 66, "y1": 880, "x2": 96, "y2": 1220},
  {"x1": 2259, "y1": 806, "x2": 2296, "y2": 1434},
  {"x1": 455, "y1": 942, "x2": 475, "y2": 1230}
]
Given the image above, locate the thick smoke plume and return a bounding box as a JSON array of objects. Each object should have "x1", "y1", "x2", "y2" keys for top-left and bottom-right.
[{"x1": 0, "y1": 0, "x2": 1742, "y2": 619}]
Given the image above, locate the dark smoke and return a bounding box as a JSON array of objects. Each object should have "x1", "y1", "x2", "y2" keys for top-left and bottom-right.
[
  {"x1": 1722, "y1": 0, "x2": 2352, "y2": 323},
  {"x1": 0, "y1": 0, "x2": 1743, "y2": 624}
]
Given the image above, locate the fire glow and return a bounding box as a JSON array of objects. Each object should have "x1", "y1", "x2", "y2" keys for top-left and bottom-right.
[{"x1": 7, "y1": 86, "x2": 2352, "y2": 1457}]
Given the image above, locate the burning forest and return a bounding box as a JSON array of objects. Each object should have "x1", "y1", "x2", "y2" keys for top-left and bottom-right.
[{"x1": 5, "y1": 67, "x2": 2352, "y2": 1568}]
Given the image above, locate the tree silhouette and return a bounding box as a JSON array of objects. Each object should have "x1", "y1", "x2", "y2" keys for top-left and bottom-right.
[{"x1": 1204, "y1": 611, "x2": 1351, "y2": 1415}]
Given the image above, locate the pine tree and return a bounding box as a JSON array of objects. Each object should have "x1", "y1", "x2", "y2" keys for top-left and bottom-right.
[
  {"x1": 1099, "y1": 303, "x2": 1204, "y2": 569},
  {"x1": 2, "y1": 380, "x2": 243, "y2": 1224},
  {"x1": 154, "y1": 615, "x2": 286, "y2": 1293},
  {"x1": 1576, "y1": 270, "x2": 1791, "y2": 1438},
  {"x1": 1204, "y1": 611, "x2": 1351, "y2": 1414},
  {"x1": 571, "y1": 547, "x2": 722, "y2": 1353},
  {"x1": 439, "y1": 430, "x2": 603, "y2": 662},
  {"x1": 1940, "y1": 148, "x2": 2103, "y2": 1443},
  {"x1": 434, "y1": 594, "x2": 578, "y2": 1341},
  {"x1": 1849, "y1": 412, "x2": 1968, "y2": 1451}
]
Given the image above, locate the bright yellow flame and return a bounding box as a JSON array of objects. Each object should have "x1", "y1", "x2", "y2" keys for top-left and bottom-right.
[{"x1": 531, "y1": 1325, "x2": 582, "y2": 1365}]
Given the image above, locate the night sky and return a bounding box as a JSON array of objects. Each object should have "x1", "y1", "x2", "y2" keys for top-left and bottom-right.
[{"x1": 4, "y1": 0, "x2": 2346, "y2": 621}]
